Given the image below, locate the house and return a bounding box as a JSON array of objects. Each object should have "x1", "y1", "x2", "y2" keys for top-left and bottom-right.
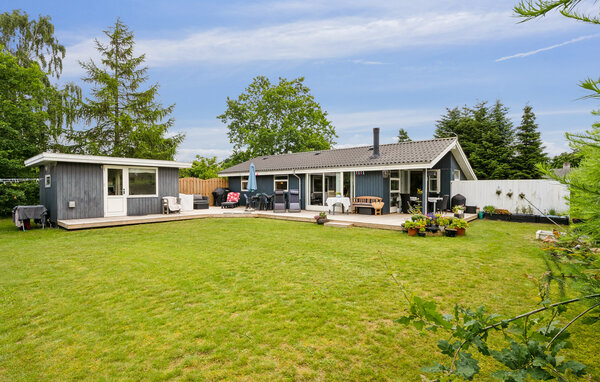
[
  {"x1": 25, "y1": 153, "x2": 191, "y2": 223},
  {"x1": 218, "y1": 128, "x2": 477, "y2": 214}
]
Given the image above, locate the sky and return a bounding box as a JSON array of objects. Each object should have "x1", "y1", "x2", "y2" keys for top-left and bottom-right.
[{"x1": 6, "y1": 0, "x2": 600, "y2": 161}]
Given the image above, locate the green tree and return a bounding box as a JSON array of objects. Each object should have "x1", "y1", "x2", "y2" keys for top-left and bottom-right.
[
  {"x1": 514, "y1": 105, "x2": 547, "y2": 178},
  {"x1": 180, "y1": 155, "x2": 222, "y2": 179},
  {"x1": 396, "y1": 128, "x2": 411, "y2": 142},
  {"x1": 0, "y1": 9, "x2": 65, "y2": 78},
  {"x1": 218, "y1": 76, "x2": 337, "y2": 165},
  {"x1": 0, "y1": 46, "x2": 57, "y2": 177},
  {"x1": 74, "y1": 19, "x2": 184, "y2": 160},
  {"x1": 436, "y1": 101, "x2": 516, "y2": 179},
  {"x1": 549, "y1": 150, "x2": 581, "y2": 168}
]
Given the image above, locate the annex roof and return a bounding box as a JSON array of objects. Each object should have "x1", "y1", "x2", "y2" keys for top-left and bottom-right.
[
  {"x1": 219, "y1": 137, "x2": 476, "y2": 179},
  {"x1": 25, "y1": 152, "x2": 192, "y2": 169}
]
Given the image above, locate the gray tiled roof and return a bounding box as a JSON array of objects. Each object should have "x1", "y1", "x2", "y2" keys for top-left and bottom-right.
[{"x1": 219, "y1": 138, "x2": 456, "y2": 175}]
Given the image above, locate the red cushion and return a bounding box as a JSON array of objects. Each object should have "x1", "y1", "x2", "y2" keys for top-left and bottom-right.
[{"x1": 226, "y1": 192, "x2": 240, "y2": 203}]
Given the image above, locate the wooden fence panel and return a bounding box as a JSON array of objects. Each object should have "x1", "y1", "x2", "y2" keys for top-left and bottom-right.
[{"x1": 179, "y1": 177, "x2": 229, "y2": 205}]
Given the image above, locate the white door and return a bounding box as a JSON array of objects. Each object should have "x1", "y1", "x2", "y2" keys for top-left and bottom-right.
[{"x1": 105, "y1": 167, "x2": 127, "y2": 216}]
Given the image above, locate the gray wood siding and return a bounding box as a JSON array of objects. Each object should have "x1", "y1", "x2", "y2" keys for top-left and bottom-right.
[
  {"x1": 126, "y1": 167, "x2": 180, "y2": 216},
  {"x1": 39, "y1": 165, "x2": 58, "y2": 222},
  {"x1": 432, "y1": 151, "x2": 464, "y2": 198},
  {"x1": 56, "y1": 163, "x2": 104, "y2": 220}
]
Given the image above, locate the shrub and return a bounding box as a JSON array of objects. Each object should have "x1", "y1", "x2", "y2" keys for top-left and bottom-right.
[
  {"x1": 449, "y1": 218, "x2": 469, "y2": 229},
  {"x1": 0, "y1": 181, "x2": 39, "y2": 216},
  {"x1": 411, "y1": 214, "x2": 426, "y2": 222},
  {"x1": 495, "y1": 209, "x2": 511, "y2": 215},
  {"x1": 483, "y1": 205, "x2": 496, "y2": 213}
]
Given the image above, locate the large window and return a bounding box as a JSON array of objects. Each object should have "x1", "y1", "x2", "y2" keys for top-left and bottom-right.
[
  {"x1": 274, "y1": 175, "x2": 288, "y2": 191},
  {"x1": 128, "y1": 168, "x2": 157, "y2": 196},
  {"x1": 310, "y1": 174, "x2": 323, "y2": 205},
  {"x1": 241, "y1": 176, "x2": 248, "y2": 191}
]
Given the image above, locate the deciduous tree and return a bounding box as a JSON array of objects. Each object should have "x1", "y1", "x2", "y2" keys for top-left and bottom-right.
[
  {"x1": 180, "y1": 156, "x2": 222, "y2": 179},
  {"x1": 218, "y1": 76, "x2": 336, "y2": 165}
]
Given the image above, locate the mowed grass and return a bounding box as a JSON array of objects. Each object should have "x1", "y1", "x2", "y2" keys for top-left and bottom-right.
[{"x1": 0, "y1": 218, "x2": 598, "y2": 381}]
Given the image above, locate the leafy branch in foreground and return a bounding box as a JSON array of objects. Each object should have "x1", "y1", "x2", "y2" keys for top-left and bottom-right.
[{"x1": 382, "y1": 246, "x2": 600, "y2": 381}]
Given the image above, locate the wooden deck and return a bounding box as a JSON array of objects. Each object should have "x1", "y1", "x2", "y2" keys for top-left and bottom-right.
[{"x1": 57, "y1": 207, "x2": 477, "y2": 231}]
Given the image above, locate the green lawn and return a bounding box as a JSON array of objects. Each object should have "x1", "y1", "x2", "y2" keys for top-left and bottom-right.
[{"x1": 0, "y1": 218, "x2": 598, "y2": 381}]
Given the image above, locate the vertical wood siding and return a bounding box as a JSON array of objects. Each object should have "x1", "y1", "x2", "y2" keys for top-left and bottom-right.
[
  {"x1": 56, "y1": 163, "x2": 104, "y2": 220},
  {"x1": 432, "y1": 151, "x2": 464, "y2": 198},
  {"x1": 178, "y1": 177, "x2": 229, "y2": 205},
  {"x1": 39, "y1": 165, "x2": 58, "y2": 222}
]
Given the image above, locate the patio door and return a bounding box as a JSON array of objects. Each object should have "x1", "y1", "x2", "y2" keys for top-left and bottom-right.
[{"x1": 104, "y1": 167, "x2": 127, "y2": 217}]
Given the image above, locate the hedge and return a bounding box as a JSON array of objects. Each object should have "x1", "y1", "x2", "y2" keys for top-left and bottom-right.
[{"x1": 0, "y1": 181, "x2": 39, "y2": 216}]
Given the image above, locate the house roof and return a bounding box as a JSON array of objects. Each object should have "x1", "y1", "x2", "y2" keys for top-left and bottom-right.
[
  {"x1": 25, "y1": 152, "x2": 192, "y2": 169},
  {"x1": 219, "y1": 137, "x2": 476, "y2": 179}
]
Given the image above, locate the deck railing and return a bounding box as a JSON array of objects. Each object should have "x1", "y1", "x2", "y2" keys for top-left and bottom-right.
[{"x1": 179, "y1": 177, "x2": 229, "y2": 206}]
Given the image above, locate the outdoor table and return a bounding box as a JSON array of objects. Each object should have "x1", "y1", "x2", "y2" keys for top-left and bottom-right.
[
  {"x1": 325, "y1": 197, "x2": 351, "y2": 215},
  {"x1": 12, "y1": 205, "x2": 48, "y2": 231},
  {"x1": 428, "y1": 197, "x2": 443, "y2": 213}
]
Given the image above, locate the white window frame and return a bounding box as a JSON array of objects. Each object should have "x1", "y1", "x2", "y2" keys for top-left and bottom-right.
[
  {"x1": 44, "y1": 174, "x2": 51, "y2": 188},
  {"x1": 241, "y1": 176, "x2": 248, "y2": 192},
  {"x1": 453, "y1": 169, "x2": 461, "y2": 181},
  {"x1": 428, "y1": 169, "x2": 441, "y2": 193},
  {"x1": 274, "y1": 175, "x2": 289, "y2": 191},
  {"x1": 127, "y1": 167, "x2": 158, "y2": 198}
]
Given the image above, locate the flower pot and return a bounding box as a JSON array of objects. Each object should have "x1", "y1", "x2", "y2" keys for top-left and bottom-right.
[
  {"x1": 316, "y1": 218, "x2": 327, "y2": 225},
  {"x1": 478, "y1": 211, "x2": 484, "y2": 219},
  {"x1": 445, "y1": 228, "x2": 457, "y2": 237},
  {"x1": 407, "y1": 228, "x2": 418, "y2": 236},
  {"x1": 418, "y1": 232, "x2": 426, "y2": 237},
  {"x1": 456, "y1": 228, "x2": 466, "y2": 236},
  {"x1": 454, "y1": 213, "x2": 464, "y2": 219}
]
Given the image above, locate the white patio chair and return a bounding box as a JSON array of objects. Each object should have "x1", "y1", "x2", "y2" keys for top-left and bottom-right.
[{"x1": 162, "y1": 196, "x2": 182, "y2": 214}]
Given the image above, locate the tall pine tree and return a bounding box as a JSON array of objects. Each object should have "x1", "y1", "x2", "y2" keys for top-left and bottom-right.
[
  {"x1": 435, "y1": 101, "x2": 517, "y2": 179},
  {"x1": 397, "y1": 128, "x2": 411, "y2": 142},
  {"x1": 514, "y1": 105, "x2": 547, "y2": 178},
  {"x1": 75, "y1": 19, "x2": 184, "y2": 160}
]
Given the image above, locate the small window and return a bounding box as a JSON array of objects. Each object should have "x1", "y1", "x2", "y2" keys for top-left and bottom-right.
[
  {"x1": 241, "y1": 176, "x2": 248, "y2": 191},
  {"x1": 274, "y1": 175, "x2": 288, "y2": 191},
  {"x1": 44, "y1": 174, "x2": 51, "y2": 188},
  {"x1": 128, "y1": 168, "x2": 157, "y2": 196},
  {"x1": 453, "y1": 169, "x2": 461, "y2": 181},
  {"x1": 428, "y1": 170, "x2": 440, "y2": 193}
]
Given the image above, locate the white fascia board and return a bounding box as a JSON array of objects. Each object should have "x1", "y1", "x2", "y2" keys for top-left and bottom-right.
[
  {"x1": 219, "y1": 162, "x2": 431, "y2": 177},
  {"x1": 25, "y1": 152, "x2": 192, "y2": 169},
  {"x1": 452, "y1": 143, "x2": 477, "y2": 180}
]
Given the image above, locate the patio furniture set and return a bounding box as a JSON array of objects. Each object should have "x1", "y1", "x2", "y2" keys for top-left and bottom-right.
[{"x1": 162, "y1": 194, "x2": 209, "y2": 214}]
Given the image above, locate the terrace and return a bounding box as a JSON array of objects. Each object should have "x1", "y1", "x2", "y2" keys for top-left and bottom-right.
[{"x1": 56, "y1": 206, "x2": 477, "y2": 230}]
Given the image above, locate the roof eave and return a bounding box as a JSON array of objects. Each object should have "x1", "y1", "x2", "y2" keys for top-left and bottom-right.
[{"x1": 25, "y1": 152, "x2": 192, "y2": 169}]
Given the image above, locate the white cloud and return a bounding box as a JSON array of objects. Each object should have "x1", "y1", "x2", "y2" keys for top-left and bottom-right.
[
  {"x1": 62, "y1": 10, "x2": 573, "y2": 77},
  {"x1": 495, "y1": 33, "x2": 600, "y2": 62}
]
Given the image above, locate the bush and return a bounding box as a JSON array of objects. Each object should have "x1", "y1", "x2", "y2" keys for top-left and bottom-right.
[
  {"x1": 0, "y1": 181, "x2": 39, "y2": 216},
  {"x1": 483, "y1": 205, "x2": 496, "y2": 213}
]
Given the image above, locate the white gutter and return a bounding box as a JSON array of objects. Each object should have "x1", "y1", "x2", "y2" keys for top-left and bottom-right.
[{"x1": 25, "y1": 152, "x2": 192, "y2": 169}]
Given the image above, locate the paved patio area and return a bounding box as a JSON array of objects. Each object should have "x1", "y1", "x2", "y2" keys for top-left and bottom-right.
[{"x1": 57, "y1": 206, "x2": 477, "y2": 230}]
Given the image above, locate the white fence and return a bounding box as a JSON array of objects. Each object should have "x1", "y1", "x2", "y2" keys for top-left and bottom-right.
[{"x1": 451, "y1": 179, "x2": 570, "y2": 214}]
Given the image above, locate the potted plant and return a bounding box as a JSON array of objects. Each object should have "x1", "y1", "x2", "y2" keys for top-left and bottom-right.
[
  {"x1": 418, "y1": 227, "x2": 427, "y2": 237},
  {"x1": 404, "y1": 220, "x2": 418, "y2": 236},
  {"x1": 452, "y1": 205, "x2": 465, "y2": 219},
  {"x1": 449, "y1": 218, "x2": 469, "y2": 236},
  {"x1": 314, "y1": 211, "x2": 328, "y2": 225}
]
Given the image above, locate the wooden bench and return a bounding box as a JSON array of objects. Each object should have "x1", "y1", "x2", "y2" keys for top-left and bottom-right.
[{"x1": 351, "y1": 196, "x2": 384, "y2": 215}]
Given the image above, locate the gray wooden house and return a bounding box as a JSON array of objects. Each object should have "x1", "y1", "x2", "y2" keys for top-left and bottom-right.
[
  {"x1": 219, "y1": 128, "x2": 477, "y2": 214},
  {"x1": 25, "y1": 153, "x2": 191, "y2": 223}
]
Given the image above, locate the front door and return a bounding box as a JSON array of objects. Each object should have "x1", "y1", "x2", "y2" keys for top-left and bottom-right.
[{"x1": 105, "y1": 167, "x2": 127, "y2": 216}]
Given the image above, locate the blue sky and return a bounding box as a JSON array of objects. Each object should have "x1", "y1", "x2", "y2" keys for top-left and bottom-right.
[{"x1": 7, "y1": 0, "x2": 600, "y2": 161}]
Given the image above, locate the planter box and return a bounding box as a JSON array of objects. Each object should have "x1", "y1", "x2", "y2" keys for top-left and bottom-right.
[
  {"x1": 537, "y1": 215, "x2": 570, "y2": 225},
  {"x1": 496, "y1": 214, "x2": 512, "y2": 221},
  {"x1": 512, "y1": 214, "x2": 537, "y2": 223},
  {"x1": 445, "y1": 228, "x2": 457, "y2": 237}
]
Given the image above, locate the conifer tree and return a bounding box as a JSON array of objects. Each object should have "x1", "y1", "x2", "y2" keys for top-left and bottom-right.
[
  {"x1": 75, "y1": 19, "x2": 184, "y2": 160},
  {"x1": 514, "y1": 105, "x2": 547, "y2": 178},
  {"x1": 397, "y1": 128, "x2": 411, "y2": 142}
]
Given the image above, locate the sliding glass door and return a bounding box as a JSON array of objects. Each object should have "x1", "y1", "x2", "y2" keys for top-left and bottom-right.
[{"x1": 308, "y1": 172, "x2": 354, "y2": 208}]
